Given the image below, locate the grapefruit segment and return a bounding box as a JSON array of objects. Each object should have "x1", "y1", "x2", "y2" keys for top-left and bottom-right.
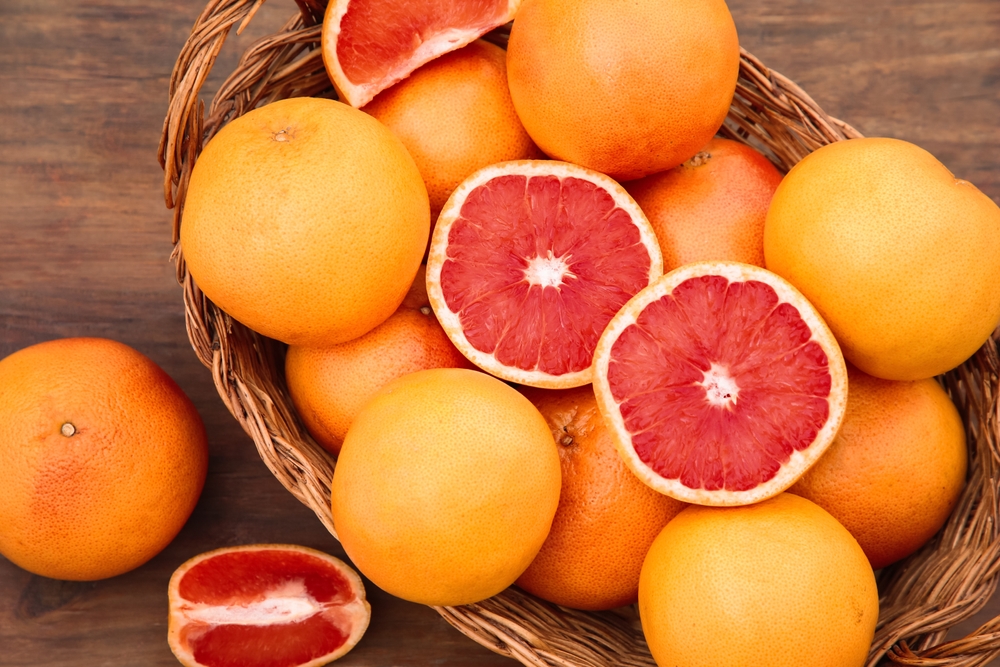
[
  {"x1": 168, "y1": 544, "x2": 370, "y2": 667},
  {"x1": 427, "y1": 160, "x2": 663, "y2": 388},
  {"x1": 323, "y1": 0, "x2": 520, "y2": 108},
  {"x1": 593, "y1": 262, "x2": 847, "y2": 506}
]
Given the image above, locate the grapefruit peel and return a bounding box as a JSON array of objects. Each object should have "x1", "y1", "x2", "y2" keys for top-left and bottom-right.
[{"x1": 593, "y1": 262, "x2": 848, "y2": 506}]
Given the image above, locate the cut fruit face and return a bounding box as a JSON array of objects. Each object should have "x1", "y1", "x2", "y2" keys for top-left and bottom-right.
[
  {"x1": 322, "y1": 0, "x2": 520, "y2": 108},
  {"x1": 426, "y1": 160, "x2": 663, "y2": 388},
  {"x1": 593, "y1": 262, "x2": 847, "y2": 506},
  {"x1": 167, "y1": 544, "x2": 370, "y2": 667}
]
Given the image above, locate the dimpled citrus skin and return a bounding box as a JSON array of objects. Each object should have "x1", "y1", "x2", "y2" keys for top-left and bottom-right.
[
  {"x1": 0, "y1": 338, "x2": 208, "y2": 581},
  {"x1": 506, "y1": 0, "x2": 740, "y2": 181},
  {"x1": 764, "y1": 137, "x2": 1000, "y2": 381},
  {"x1": 639, "y1": 494, "x2": 878, "y2": 667},
  {"x1": 790, "y1": 365, "x2": 967, "y2": 570},
  {"x1": 330, "y1": 368, "x2": 561, "y2": 606},
  {"x1": 180, "y1": 97, "x2": 429, "y2": 348}
]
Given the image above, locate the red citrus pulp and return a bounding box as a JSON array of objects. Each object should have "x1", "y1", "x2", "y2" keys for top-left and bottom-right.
[{"x1": 593, "y1": 262, "x2": 847, "y2": 506}]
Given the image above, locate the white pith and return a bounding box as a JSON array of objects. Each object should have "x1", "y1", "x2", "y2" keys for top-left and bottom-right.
[
  {"x1": 182, "y1": 580, "x2": 321, "y2": 626},
  {"x1": 426, "y1": 159, "x2": 664, "y2": 389},
  {"x1": 592, "y1": 261, "x2": 848, "y2": 507},
  {"x1": 524, "y1": 251, "x2": 574, "y2": 289},
  {"x1": 700, "y1": 363, "x2": 740, "y2": 408}
]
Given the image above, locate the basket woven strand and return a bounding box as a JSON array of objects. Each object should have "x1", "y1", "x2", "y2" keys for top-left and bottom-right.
[{"x1": 158, "y1": 1, "x2": 1000, "y2": 665}]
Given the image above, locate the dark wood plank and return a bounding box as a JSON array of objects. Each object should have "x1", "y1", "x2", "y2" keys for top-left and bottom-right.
[{"x1": 1, "y1": 0, "x2": 998, "y2": 665}]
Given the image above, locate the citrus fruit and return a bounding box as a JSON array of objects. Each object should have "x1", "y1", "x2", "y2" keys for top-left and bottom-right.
[
  {"x1": 505, "y1": 0, "x2": 740, "y2": 180},
  {"x1": 363, "y1": 40, "x2": 541, "y2": 227},
  {"x1": 426, "y1": 160, "x2": 663, "y2": 389},
  {"x1": 514, "y1": 385, "x2": 687, "y2": 611},
  {"x1": 593, "y1": 261, "x2": 848, "y2": 506},
  {"x1": 322, "y1": 0, "x2": 521, "y2": 108},
  {"x1": 285, "y1": 266, "x2": 473, "y2": 455},
  {"x1": 624, "y1": 137, "x2": 784, "y2": 271},
  {"x1": 639, "y1": 493, "x2": 878, "y2": 667},
  {"x1": 180, "y1": 96, "x2": 429, "y2": 348},
  {"x1": 790, "y1": 364, "x2": 967, "y2": 569},
  {"x1": 331, "y1": 368, "x2": 561, "y2": 606},
  {"x1": 763, "y1": 136, "x2": 1000, "y2": 381},
  {"x1": 167, "y1": 544, "x2": 370, "y2": 667},
  {"x1": 0, "y1": 337, "x2": 208, "y2": 581}
]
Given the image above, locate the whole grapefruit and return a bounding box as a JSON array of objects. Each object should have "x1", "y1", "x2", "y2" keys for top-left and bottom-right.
[
  {"x1": 764, "y1": 137, "x2": 1000, "y2": 380},
  {"x1": 0, "y1": 337, "x2": 208, "y2": 581},
  {"x1": 506, "y1": 0, "x2": 740, "y2": 180},
  {"x1": 330, "y1": 368, "x2": 561, "y2": 606},
  {"x1": 180, "y1": 97, "x2": 429, "y2": 348}
]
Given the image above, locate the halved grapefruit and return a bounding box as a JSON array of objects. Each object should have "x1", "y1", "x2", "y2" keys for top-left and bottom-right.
[
  {"x1": 322, "y1": 0, "x2": 521, "y2": 108},
  {"x1": 426, "y1": 160, "x2": 663, "y2": 388},
  {"x1": 167, "y1": 544, "x2": 370, "y2": 667},
  {"x1": 593, "y1": 262, "x2": 847, "y2": 506}
]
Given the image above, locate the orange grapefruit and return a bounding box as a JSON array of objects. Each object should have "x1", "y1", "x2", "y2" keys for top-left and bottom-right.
[
  {"x1": 285, "y1": 266, "x2": 472, "y2": 455},
  {"x1": 639, "y1": 493, "x2": 878, "y2": 667},
  {"x1": 363, "y1": 40, "x2": 541, "y2": 227},
  {"x1": 514, "y1": 385, "x2": 687, "y2": 611},
  {"x1": 180, "y1": 97, "x2": 429, "y2": 348},
  {"x1": 426, "y1": 160, "x2": 663, "y2": 388},
  {"x1": 624, "y1": 137, "x2": 784, "y2": 271},
  {"x1": 506, "y1": 0, "x2": 740, "y2": 180},
  {"x1": 593, "y1": 262, "x2": 848, "y2": 506},
  {"x1": 764, "y1": 137, "x2": 1000, "y2": 380},
  {"x1": 322, "y1": 0, "x2": 521, "y2": 108},
  {"x1": 790, "y1": 365, "x2": 967, "y2": 569},
  {"x1": 167, "y1": 544, "x2": 370, "y2": 667},
  {"x1": 0, "y1": 337, "x2": 208, "y2": 581},
  {"x1": 330, "y1": 368, "x2": 561, "y2": 606}
]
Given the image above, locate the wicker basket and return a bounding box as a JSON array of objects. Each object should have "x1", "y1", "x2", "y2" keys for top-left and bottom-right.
[{"x1": 158, "y1": 1, "x2": 1000, "y2": 665}]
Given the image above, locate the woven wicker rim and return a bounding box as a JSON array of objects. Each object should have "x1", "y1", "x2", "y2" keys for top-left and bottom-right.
[{"x1": 158, "y1": 1, "x2": 1000, "y2": 665}]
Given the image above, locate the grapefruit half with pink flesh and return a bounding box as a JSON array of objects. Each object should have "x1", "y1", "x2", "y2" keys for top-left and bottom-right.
[
  {"x1": 426, "y1": 160, "x2": 663, "y2": 388},
  {"x1": 593, "y1": 262, "x2": 847, "y2": 506},
  {"x1": 167, "y1": 544, "x2": 370, "y2": 667},
  {"x1": 322, "y1": 0, "x2": 521, "y2": 108}
]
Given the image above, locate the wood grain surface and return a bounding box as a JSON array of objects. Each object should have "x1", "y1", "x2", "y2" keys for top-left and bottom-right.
[{"x1": 1, "y1": 0, "x2": 998, "y2": 665}]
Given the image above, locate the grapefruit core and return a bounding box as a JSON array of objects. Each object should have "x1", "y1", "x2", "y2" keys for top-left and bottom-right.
[
  {"x1": 167, "y1": 544, "x2": 370, "y2": 667},
  {"x1": 322, "y1": 0, "x2": 521, "y2": 108},
  {"x1": 593, "y1": 262, "x2": 847, "y2": 506},
  {"x1": 426, "y1": 160, "x2": 663, "y2": 388}
]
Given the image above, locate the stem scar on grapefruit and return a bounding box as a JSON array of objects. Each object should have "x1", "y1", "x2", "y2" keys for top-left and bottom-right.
[
  {"x1": 322, "y1": 0, "x2": 522, "y2": 108},
  {"x1": 167, "y1": 544, "x2": 370, "y2": 667},
  {"x1": 426, "y1": 160, "x2": 663, "y2": 389},
  {"x1": 593, "y1": 262, "x2": 848, "y2": 506}
]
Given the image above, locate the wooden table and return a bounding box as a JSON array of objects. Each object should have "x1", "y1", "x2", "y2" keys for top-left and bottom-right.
[{"x1": 1, "y1": 0, "x2": 998, "y2": 665}]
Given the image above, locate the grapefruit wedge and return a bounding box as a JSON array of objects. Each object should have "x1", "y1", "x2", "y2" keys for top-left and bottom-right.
[
  {"x1": 167, "y1": 544, "x2": 370, "y2": 667},
  {"x1": 426, "y1": 160, "x2": 663, "y2": 388},
  {"x1": 593, "y1": 262, "x2": 847, "y2": 506},
  {"x1": 322, "y1": 0, "x2": 521, "y2": 108}
]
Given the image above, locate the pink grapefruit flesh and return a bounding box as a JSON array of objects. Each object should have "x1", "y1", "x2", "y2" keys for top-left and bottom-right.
[
  {"x1": 322, "y1": 0, "x2": 520, "y2": 108},
  {"x1": 167, "y1": 544, "x2": 370, "y2": 667},
  {"x1": 426, "y1": 160, "x2": 663, "y2": 388},
  {"x1": 593, "y1": 262, "x2": 847, "y2": 506}
]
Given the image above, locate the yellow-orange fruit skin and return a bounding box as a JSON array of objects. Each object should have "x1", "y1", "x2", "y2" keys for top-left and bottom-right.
[
  {"x1": 363, "y1": 40, "x2": 541, "y2": 224},
  {"x1": 639, "y1": 494, "x2": 878, "y2": 667},
  {"x1": 506, "y1": 0, "x2": 740, "y2": 181},
  {"x1": 285, "y1": 267, "x2": 473, "y2": 455},
  {"x1": 330, "y1": 368, "x2": 561, "y2": 606},
  {"x1": 625, "y1": 137, "x2": 783, "y2": 271},
  {"x1": 180, "y1": 97, "x2": 429, "y2": 348},
  {"x1": 515, "y1": 385, "x2": 686, "y2": 611},
  {"x1": 764, "y1": 137, "x2": 1000, "y2": 380},
  {"x1": 790, "y1": 365, "x2": 967, "y2": 570},
  {"x1": 0, "y1": 338, "x2": 208, "y2": 581}
]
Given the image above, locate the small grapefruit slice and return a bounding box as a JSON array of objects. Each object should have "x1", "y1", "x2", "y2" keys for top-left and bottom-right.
[
  {"x1": 593, "y1": 262, "x2": 847, "y2": 506},
  {"x1": 167, "y1": 544, "x2": 370, "y2": 667},
  {"x1": 322, "y1": 0, "x2": 521, "y2": 108},
  {"x1": 426, "y1": 160, "x2": 663, "y2": 388}
]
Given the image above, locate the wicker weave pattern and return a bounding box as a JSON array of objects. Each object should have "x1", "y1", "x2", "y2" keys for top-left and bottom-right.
[{"x1": 158, "y1": 1, "x2": 1000, "y2": 665}]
